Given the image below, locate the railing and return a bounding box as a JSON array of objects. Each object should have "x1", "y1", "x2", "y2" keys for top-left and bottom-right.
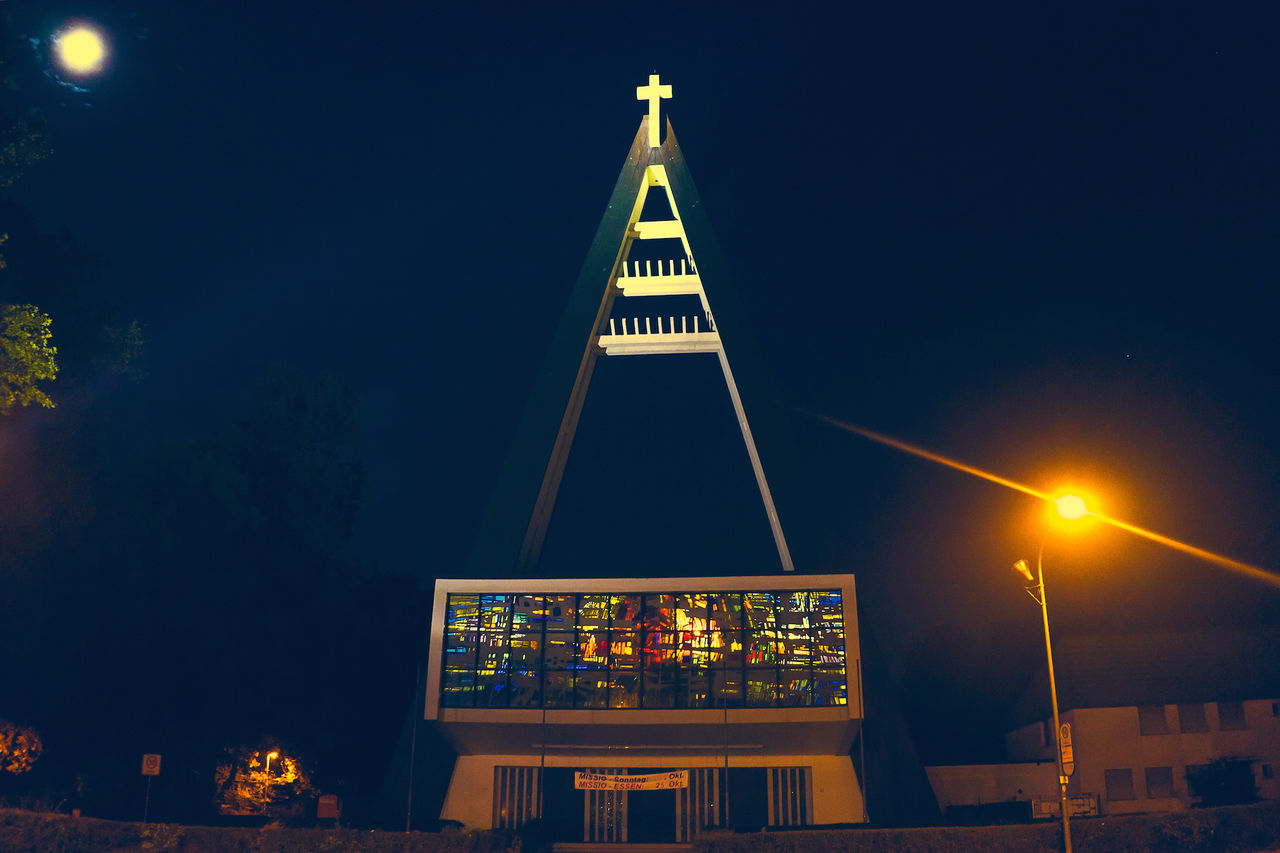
[
  {"x1": 606, "y1": 314, "x2": 715, "y2": 336},
  {"x1": 617, "y1": 258, "x2": 697, "y2": 280}
]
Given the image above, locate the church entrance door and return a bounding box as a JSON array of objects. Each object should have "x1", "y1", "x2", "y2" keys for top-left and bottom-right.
[{"x1": 627, "y1": 787, "x2": 677, "y2": 843}]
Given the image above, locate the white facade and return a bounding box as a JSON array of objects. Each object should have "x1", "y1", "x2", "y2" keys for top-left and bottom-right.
[
  {"x1": 926, "y1": 762, "x2": 1059, "y2": 813},
  {"x1": 1006, "y1": 699, "x2": 1280, "y2": 814},
  {"x1": 425, "y1": 575, "x2": 865, "y2": 841}
]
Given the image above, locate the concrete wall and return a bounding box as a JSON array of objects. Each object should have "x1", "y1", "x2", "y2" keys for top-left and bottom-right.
[{"x1": 925, "y1": 762, "x2": 1058, "y2": 811}]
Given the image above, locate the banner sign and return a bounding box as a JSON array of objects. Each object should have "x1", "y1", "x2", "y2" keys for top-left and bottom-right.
[{"x1": 575, "y1": 771, "x2": 688, "y2": 791}]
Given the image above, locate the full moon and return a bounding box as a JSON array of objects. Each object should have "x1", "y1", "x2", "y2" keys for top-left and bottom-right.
[{"x1": 55, "y1": 25, "x2": 107, "y2": 75}]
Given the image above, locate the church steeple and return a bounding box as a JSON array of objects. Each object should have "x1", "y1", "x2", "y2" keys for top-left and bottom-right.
[{"x1": 467, "y1": 75, "x2": 794, "y2": 576}]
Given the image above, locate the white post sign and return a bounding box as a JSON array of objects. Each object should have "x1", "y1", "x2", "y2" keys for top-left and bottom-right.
[
  {"x1": 575, "y1": 771, "x2": 688, "y2": 791},
  {"x1": 1059, "y1": 724, "x2": 1075, "y2": 777}
]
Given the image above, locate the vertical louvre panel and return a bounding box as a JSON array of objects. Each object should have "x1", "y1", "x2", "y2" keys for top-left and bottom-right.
[
  {"x1": 583, "y1": 768, "x2": 625, "y2": 842},
  {"x1": 516, "y1": 767, "x2": 526, "y2": 826},
  {"x1": 765, "y1": 767, "x2": 811, "y2": 827},
  {"x1": 677, "y1": 775, "x2": 688, "y2": 842},
  {"x1": 674, "y1": 768, "x2": 725, "y2": 840},
  {"x1": 493, "y1": 766, "x2": 504, "y2": 829},
  {"x1": 504, "y1": 763, "x2": 514, "y2": 824},
  {"x1": 492, "y1": 766, "x2": 541, "y2": 830},
  {"x1": 783, "y1": 763, "x2": 793, "y2": 824}
]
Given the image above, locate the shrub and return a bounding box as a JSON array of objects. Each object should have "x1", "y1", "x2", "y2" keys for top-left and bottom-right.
[
  {"x1": 693, "y1": 801, "x2": 1280, "y2": 853},
  {"x1": 0, "y1": 809, "x2": 522, "y2": 853}
]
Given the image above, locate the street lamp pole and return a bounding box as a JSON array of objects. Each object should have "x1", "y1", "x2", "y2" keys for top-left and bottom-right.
[
  {"x1": 1018, "y1": 544, "x2": 1072, "y2": 853},
  {"x1": 264, "y1": 751, "x2": 278, "y2": 813}
]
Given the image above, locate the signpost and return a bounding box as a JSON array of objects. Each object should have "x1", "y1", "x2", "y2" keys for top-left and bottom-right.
[
  {"x1": 1059, "y1": 723, "x2": 1075, "y2": 777},
  {"x1": 141, "y1": 754, "x2": 161, "y2": 823}
]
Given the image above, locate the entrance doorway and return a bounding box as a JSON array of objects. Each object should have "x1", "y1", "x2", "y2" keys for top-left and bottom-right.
[
  {"x1": 534, "y1": 766, "x2": 758, "y2": 842},
  {"x1": 541, "y1": 768, "x2": 582, "y2": 842},
  {"x1": 627, "y1": 786, "x2": 677, "y2": 843}
]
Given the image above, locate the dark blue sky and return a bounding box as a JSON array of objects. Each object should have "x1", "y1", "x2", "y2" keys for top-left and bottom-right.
[{"x1": 5, "y1": 1, "x2": 1279, "y2": 668}]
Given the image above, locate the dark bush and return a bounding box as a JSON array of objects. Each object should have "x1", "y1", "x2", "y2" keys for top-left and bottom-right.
[
  {"x1": 0, "y1": 809, "x2": 520, "y2": 853},
  {"x1": 1187, "y1": 759, "x2": 1260, "y2": 808},
  {"x1": 693, "y1": 801, "x2": 1280, "y2": 853}
]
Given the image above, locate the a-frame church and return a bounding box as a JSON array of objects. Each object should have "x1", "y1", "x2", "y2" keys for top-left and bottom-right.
[{"x1": 423, "y1": 75, "x2": 866, "y2": 843}]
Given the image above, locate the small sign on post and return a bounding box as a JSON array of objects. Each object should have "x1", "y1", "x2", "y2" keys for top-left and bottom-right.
[
  {"x1": 317, "y1": 794, "x2": 341, "y2": 820},
  {"x1": 141, "y1": 753, "x2": 161, "y2": 824},
  {"x1": 1059, "y1": 724, "x2": 1075, "y2": 777}
]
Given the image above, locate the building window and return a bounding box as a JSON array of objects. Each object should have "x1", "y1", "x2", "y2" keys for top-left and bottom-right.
[
  {"x1": 1145, "y1": 766, "x2": 1174, "y2": 798},
  {"x1": 1272, "y1": 701, "x2": 1279, "y2": 717},
  {"x1": 1105, "y1": 769, "x2": 1136, "y2": 800},
  {"x1": 1263, "y1": 764, "x2": 1274, "y2": 780},
  {"x1": 1138, "y1": 705, "x2": 1169, "y2": 735},
  {"x1": 1218, "y1": 701, "x2": 1247, "y2": 731},
  {"x1": 1178, "y1": 703, "x2": 1208, "y2": 733},
  {"x1": 440, "y1": 589, "x2": 848, "y2": 710}
]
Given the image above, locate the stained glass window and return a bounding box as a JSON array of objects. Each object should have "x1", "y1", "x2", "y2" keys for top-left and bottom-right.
[{"x1": 440, "y1": 590, "x2": 848, "y2": 709}]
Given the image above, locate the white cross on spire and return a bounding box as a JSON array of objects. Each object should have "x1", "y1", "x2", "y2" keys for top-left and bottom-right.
[{"x1": 636, "y1": 73, "x2": 673, "y2": 148}]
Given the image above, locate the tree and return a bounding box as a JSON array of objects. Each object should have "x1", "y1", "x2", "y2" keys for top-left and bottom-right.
[
  {"x1": 0, "y1": 119, "x2": 51, "y2": 192},
  {"x1": 0, "y1": 718, "x2": 42, "y2": 775},
  {"x1": 1186, "y1": 757, "x2": 1258, "y2": 807},
  {"x1": 215, "y1": 741, "x2": 316, "y2": 817},
  {"x1": 0, "y1": 303, "x2": 58, "y2": 413}
]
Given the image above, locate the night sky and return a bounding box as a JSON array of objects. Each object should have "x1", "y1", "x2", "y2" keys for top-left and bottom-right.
[{"x1": 3, "y1": 0, "x2": 1279, "y2": 819}]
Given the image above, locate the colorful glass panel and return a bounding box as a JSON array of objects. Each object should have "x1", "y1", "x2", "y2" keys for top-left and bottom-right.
[
  {"x1": 508, "y1": 671, "x2": 541, "y2": 708},
  {"x1": 438, "y1": 588, "x2": 848, "y2": 711},
  {"x1": 542, "y1": 671, "x2": 574, "y2": 708},
  {"x1": 577, "y1": 595, "x2": 611, "y2": 631},
  {"x1": 744, "y1": 592, "x2": 779, "y2": 628},
  {"x1": 815, "y1": 667, "x2": 847, "y2": 706},
  {"x1": 446, "y1": 594, "x2": 479, "y2": 631},
  {"x1": 544, "y1": 595, "x2": 575, "y2": 630}
]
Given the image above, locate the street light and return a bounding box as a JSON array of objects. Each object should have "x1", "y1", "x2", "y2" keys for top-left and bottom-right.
[
  {"x1": 1013, "y1": 493, "x2": 1087, "y2": 853},
  {"x1": 264, "y1": 751, "x2": 279, "y2": 811}
]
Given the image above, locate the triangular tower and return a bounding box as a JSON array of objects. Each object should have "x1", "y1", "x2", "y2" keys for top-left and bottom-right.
[{"x1": 466, "y1": 73, "x2": 794, "y2": 577}]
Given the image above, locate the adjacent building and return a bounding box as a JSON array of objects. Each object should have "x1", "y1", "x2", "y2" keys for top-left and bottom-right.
[
  {"x1": 1004, "y1": 698, "x2": 1280, "y2": 814},
  {"x1": 927, "y1": 630, "x2": 1280, "y2": 819}
]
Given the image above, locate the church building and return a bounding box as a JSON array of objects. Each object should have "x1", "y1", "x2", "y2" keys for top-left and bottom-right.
[{"x1": 424, "y1": 76, "x2": 866, "y2": 842}]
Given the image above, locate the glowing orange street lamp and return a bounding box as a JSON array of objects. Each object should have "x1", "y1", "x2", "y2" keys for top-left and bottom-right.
[
  {"x1": 1013, "y1": 493, "x2": 1088, "y2": 853},
  {"x1": 263, "y1": 751, "x2": 279, "y2": 809},
  {"x1": 1054, "y1": 494, "x2": 1088, "y2": 521}
]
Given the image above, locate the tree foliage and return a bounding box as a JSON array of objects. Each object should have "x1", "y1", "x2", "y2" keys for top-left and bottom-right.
[
  {"x1": 215, "y1": 742, "x2": 316, "y2": 816},
  {"x1": 0, "y1": 119, "x2": 51, "y2": 191},
  {"x1": 0, "y1": 303, "x2": 58, "y2": 413},
  {"x1": 1186, "y1": 757, "x2": 1259, "y2": 807},
  {"x1": 0, "y1": 718, "x2": 42, "y2": 774}
]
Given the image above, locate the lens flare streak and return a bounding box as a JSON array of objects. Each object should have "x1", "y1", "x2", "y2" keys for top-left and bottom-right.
[
  {"x1": 809, "y1": 411, "x2": 1280, "y2": 589},
  {"x1": 810, "y1": 413, "x2": 1053, "y2": 501}
]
